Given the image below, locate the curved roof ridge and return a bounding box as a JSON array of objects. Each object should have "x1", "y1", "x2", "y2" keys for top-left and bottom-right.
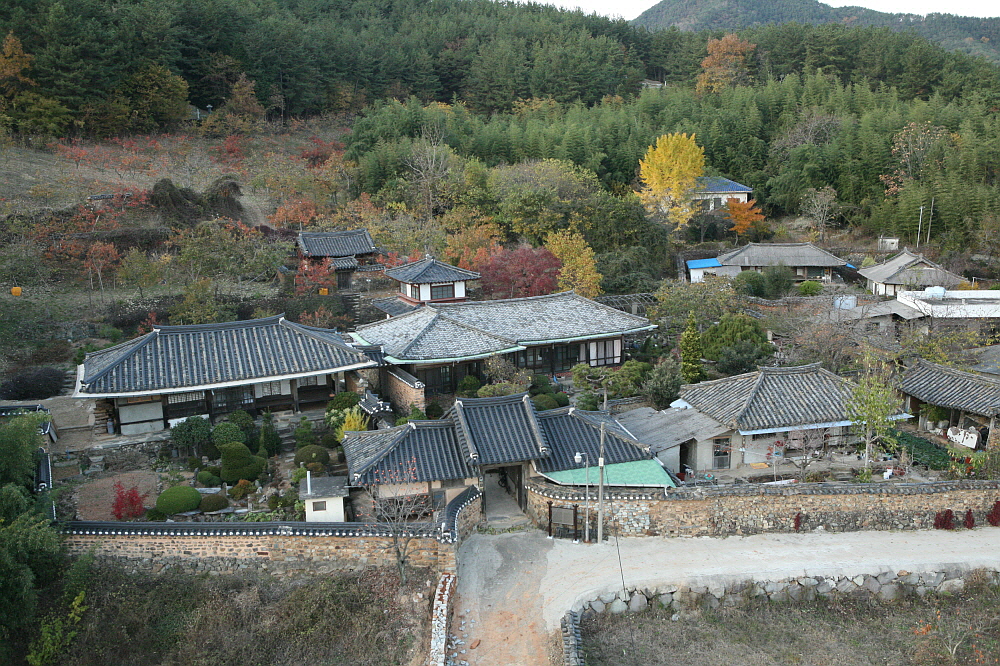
[
  {"x1": 81, "y1": 331, "x2": 159, "y2": 385},
  {"x1": 913, "y1": 357, "x2": 1000, "y2": 385},
  {"x1": 398, "y1": 310, "x2": 444, "y2": 358},
  {"x1": 280, "y1": 317, "x2": 356, "y2": 352},
  {"x1": 348, "y1": 426, "x2": 411, "y2": 481},
  {"x1": 522, "y1": 393, "x2": 549, "y2": 455},
  {"x1": 354, "y1": 304, "x2": 435, "y2": 331},
  {"x1": 450, "y1": 400, "x2": 479, "y2": 462},
  {"x1": 155, "y1": 314, "x2": 285, "y2": 333}
]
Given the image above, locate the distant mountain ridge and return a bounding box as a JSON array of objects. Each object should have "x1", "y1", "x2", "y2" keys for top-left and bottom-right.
[{"x1": 633, "y1": 0, "x2": 1000, "y2": 63}]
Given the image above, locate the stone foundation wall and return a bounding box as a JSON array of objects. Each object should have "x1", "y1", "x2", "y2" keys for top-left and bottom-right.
[
  {"x1": 64, "y1": 532, "x2": 456, "y2": 575},
  {"x1": 385, "y1": 369, "x2": 426, "y2": 413},
  {"x1": 528, "y1": 480, "x2": 1000, "y2": 537}
]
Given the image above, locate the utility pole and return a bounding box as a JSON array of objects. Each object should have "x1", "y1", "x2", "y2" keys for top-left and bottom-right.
[
  {"x1": 916, "y1": 205, "x2": 924, "y2": 250},
  {"x1": 597, "y1": 422, "x2": 606, "y2": 543},
  {"x1": 926, "y1": 197, "x2": 934, "y2": 245}
]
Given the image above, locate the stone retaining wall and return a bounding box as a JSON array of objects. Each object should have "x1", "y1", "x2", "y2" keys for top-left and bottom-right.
[
  {"x1": 528, "y1": 479, "x2": 1000, "y2": 537},
  {"x1": 64, "y1": 531, "x2": 456, "y2": 575},
  {"x1": 562, "y1": 567, "x2": 999, "y2": 666}
]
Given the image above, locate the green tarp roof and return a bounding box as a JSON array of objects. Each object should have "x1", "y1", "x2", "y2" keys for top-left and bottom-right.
[{"x1": 541, "y1": 459, "x2": 675, "y2": 488}]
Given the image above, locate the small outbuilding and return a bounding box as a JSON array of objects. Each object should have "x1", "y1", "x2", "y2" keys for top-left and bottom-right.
[{"x1": 301, "y1": 475, "x2": 350, "y2": 522}]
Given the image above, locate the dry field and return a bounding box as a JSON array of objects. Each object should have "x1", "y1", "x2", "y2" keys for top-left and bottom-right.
[{"x1": 582, "y1": 579, "x2": 1000, "y2": 666}]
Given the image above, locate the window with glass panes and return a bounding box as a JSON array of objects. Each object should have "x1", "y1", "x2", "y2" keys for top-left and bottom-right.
[{"x1": 430, "y1": 283, "x2": 454, "y2": 300}]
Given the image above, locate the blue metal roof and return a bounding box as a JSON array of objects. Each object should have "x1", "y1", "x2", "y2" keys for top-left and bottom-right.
[
  {"x1": 695, "y1": 177, "x2": 752, "y2": 194},
  {"x1": 687, "y1": 258, "x2": 722, "y2": 270}
]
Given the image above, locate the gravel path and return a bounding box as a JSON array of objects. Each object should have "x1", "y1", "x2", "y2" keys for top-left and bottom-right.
[{"x1": 455, "y1": 527, "x2": 1000, "y2": 666}]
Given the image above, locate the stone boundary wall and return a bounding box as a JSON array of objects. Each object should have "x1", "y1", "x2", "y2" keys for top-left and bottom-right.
[
  {"x1": 527, "y1": 479, "x2": 1000, "y2": 537},
  {"x1": 561, "y1": 567, "x2": 1000, "y2": 666},
  {"x1": 428, "y1": 573, "x2": 456, "y2": 666}
]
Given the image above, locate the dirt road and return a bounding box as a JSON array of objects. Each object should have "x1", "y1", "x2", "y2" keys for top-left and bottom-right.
[{"x1": 455, "y1": 528, "x2": 1000, "y2": 666}]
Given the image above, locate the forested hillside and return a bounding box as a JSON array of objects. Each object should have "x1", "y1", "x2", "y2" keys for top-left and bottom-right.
[{"x1": 633, "y1": 0, "x2": 1000, "y2": 63}]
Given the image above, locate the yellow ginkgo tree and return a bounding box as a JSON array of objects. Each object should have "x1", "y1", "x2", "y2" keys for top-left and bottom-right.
[
  {"x1": 638, "y1": 133, "x2": 705, "y2": 235},
  {"x1": 545, "y1": 229, "x2": 602, "y2": 298}
]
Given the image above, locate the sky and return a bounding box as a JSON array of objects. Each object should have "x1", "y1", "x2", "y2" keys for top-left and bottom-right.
[{"x1": 544, "y1": 0, "x2": 998, "y2": 21}]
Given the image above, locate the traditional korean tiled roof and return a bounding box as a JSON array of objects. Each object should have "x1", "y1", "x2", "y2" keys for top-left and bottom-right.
[
  {"x1": 331, "y1": 256, "x2": 359, "y2": 271},
  {"x1": 695, "y1": 177, "x2": 753, "y2": 194},
  {"x1": 449, "y1": 393, "x2": 549, "y2": 466},
  {"x1": 384, "y1": 257, "x2": 480, "y2": 284},
  {"x1": 678, "y1": 364, "x2": 856, "y2": 433},
  {"x1": 900, "y1": 359, "x2": 1000, "y2": 417},
  {"x1": 858, "y1": 248, "x2": 963, "y2": 288},
  {"x1": 372, "y1": 297, "x2": 418, "y2": 317},
  {"x1": 717, "y1": 243, "x2": 846, "y2": 268},
  {"x1": 343, "y1": 422, "x2": 475, "y2": 485},
  {"x1": 75, "y1": 315, "x2": 376, "y2": 397},
  {"x1": 298, "y1": 230, "x2": 377, "y2": 258},
  {"x1": 352, "y1": 292, "x2": 654, "y2": 363},
  {"x1": 533, "y1": 408, "x2": 649, "y2": 473}
]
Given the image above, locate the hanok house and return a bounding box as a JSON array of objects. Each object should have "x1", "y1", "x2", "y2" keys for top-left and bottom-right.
[
  {"x1": 716, "y1": 242, "x2": 847, "y2": 282},
  {"x1": 342, "y1": 393, "x2": 669, "y2": 517},
  {"x1": 858, "y1": 248, "x2": 964, "y2": 297},
  {"x1": 350, "y1": 291, "x2": 656, "y2": 404},
  {"x1": 372, "y1": 257, "x2": 480, "y2": 317},
  {"x1": 73, "y1": 315, "x2": 378, "y2": 435},
  {"x1": 691, "y1": 177, "x2": 753, "y2": 211},
  {"x1": 900, "y1": 358, "x2": 1000, "y2": 449},
  {"x1": 297, "y1": 229, "x2": 383, "y2": 290},
  {"x1": 666, "y1": 365, "x2": 877, "y2": 474}
]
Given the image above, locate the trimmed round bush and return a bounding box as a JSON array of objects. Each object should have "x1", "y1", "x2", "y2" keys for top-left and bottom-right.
[
  {"x1": 531, "y1": 394, "x2": 560, "y2": 411},
  {"x1": 199, "y1": 493, "x2": 229, "y2": 512},
  {"x1": 155, "y1": 485, "x2": 203, "y2": 515},
  {"x1": 294, "y1": 445, "x2": 330, "y2": 467},
  {"x1": 553, "y1": 391, "x2": 570, "y2": 407},
  {"x1": 529, "y1": 374, "x2": 554, "y2": 396},
  {"x1": 457, "y1": 375, "x2": 481, "y2": 397},
  {"x1": 219, "y1": 442, "x2": 266, "y2": 484},
  {"x1": 425, "y1": 401, "x2": 444, "y2": 419},
  {"x1": 305, "y1": 462, "x2": 325, "y2": 475},
  {"x1": 212, "y1": 422, "x2": 246, "y2": 446},
  {"x1": 196, "y1": 470, "x2": 215, "y2": 486},
  {"x1": 798, "y1": 280, "x2": 822, "y2": 296}
]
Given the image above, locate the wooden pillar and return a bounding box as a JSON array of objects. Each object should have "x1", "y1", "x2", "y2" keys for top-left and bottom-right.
[
  {"x1": 547, "y1": 501, "x2": 553, "y2": 538},
  {"x1": 290, "y1": 379, "x2": 300, "y2": 412}
]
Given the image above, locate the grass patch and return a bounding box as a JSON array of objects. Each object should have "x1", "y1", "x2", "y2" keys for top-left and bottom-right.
[
  {"x1": 52, "y1": 563, "x2": 430, "y2": 666},
  {"x1": 582, "y1": 575, "x2": 1000, "y2": 665},
  {"x1": 896, "y1": 430, "x2": 951, "y2": 470}
]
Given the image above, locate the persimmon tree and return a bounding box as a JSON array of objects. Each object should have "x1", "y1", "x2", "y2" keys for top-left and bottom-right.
[
  {"x1": 638, "y1": 133, "x2": 705, "y2": 234},
  {"x1": 696, "y1": 34, "x2": 755, "y2": 94},
  {"x1": 725, "y1": 198, "x2": 765, "y2": 243},
  {"x1": 363, "y1": 458, "x2": 430, "y2": 584},
  {"x1": 84, "y1": 242, "x2": 120, "y2": 302},
  {"x1": 479, "y1": 245, "x2": 561, "y2": 299},
  {"x1": 545, "y1": 229, "x2": 602, "y2": 298},
  {"x1": 800, "y1": 187, "x2": 838, "y2": 242}
]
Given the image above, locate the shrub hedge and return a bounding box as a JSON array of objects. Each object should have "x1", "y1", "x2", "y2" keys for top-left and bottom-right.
[{"x1": 154, "y1": 486, "x2": 202, "y2": 515}]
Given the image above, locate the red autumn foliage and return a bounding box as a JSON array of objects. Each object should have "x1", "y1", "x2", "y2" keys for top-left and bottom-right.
[
  {"x1": 299, "y1": 136, "x2": 344, "y2": 168},
  {"x1": 112, "y1": 480, "x2": 149, "y2": 520},
  {"x1": 479, "y1": 245, "x2": 561, "y2": 299},
  {"x1": 294, "y1": 258, "x2": 338, "y2": 296}
]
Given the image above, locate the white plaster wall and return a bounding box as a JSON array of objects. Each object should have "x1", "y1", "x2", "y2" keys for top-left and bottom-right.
[{"x1": 305, "y1": 497, "x2": 345, "y2": 522}]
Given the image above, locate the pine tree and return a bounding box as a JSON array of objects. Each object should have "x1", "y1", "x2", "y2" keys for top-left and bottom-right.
[{"x1": 679, "y1": 312, "x2": 706, "y2": 384}]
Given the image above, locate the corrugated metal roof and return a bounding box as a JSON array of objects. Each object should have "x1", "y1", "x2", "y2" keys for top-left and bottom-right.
[
  {"x1": 353, "y1": 291, "x2": 654, "y2": 362},
  {"x1": 679, "y1": 364, "x2": 856, "y2": 431},
  {"x1": 298, "y1": 230, "x2": 377, "y2": 258},
  {"x1": 717, "y1": 243, "x2": 846, "y2": 268},
  {"x1": 687, "y1": 258, "x2": 722, "y2": 269},
  {"x1": 384, "y1": 257, "x2": 480, "y2": 284},
  {"x1": 695, "y1": 177, "x2": 752, "y2": 194},
  {"x1": 615, "y1": 407, "x2": 729, "y2": 455},
  {"x1": 900, "y1": 358, "x2": 1000, "y2": 416},
  {"x1": 77, "y1": 315, "x2": 375, "y2": 396},
  {"x1": 858, "y1": 249, "x2": 963, "y2": 287}
]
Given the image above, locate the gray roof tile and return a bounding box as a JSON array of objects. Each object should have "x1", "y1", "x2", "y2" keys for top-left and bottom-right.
[
  {"x1": 534, "y1": 408, "x2": 649, "y2": 473},
  {"x1": 353, "y1": 292, "x2": 653, "y2": 362},
  {"x1": 858, "y1": 248, "x2": 963, "y2": 287},
  {"x1": 77, "y1": 316, "x2": 375, "y2": 396},
  {"x1": 343, "y1": 422, "x2": 475, "y2": 485},
  {"x1": 372, "y1": 297, "x2": 419, "y2": 317},
  {"x1": 901, "y1": 359, "x2": 1000, "y2": 416},
  {"x1": 717, "y1": 243, "x2": 846, "y2": 268},
  {"x1": 449, "y1": 393, "x2": 548, "y2": 465},
  {"x1": 679, "y1": 364, "x2": 856, "y2": 432},
  {"x1": 384, "y1": 257, "x2": 480, "y2": 284},
  {"x1": 298, "y1": 230, "x2": 377, "y2": 257}
]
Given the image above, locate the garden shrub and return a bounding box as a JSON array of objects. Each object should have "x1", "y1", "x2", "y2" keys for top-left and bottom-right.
[
  {"x1": 576, "y1": 392, "x2": 600, "y2": 411},
  {"x1": 204, "y1": 465, "x2": 221, "y2": 478},
  {"x1": 0, "y1": 367, "x2": 65, "y2": 400},
  {"x1": 294, "y1": 417, "x2": 316, "y2": 448},
  {"x1": 144, "y1": 508, "x2": 166, "y2": 521},
  {"x1": 196, "y1": 470, "x2": 215, "y2": 486},
  {"x1": 988, "y1": 501, "x2": 1000, "y2": 527},
  {"x1": 219, "y1": 442, "x2": 266, "y2": 484},
  {"x1": 457, "y1": 375, "x2": 481, "y2": 397},
  {"x1": 327, "y1": 392, "x2": 360, "y2": 410},
  {"x1": 320, "y1": 432, "x2": 341, "y2": 448},
  {"x1": 553, "y1": 392, "x2": 570, "y2": 407},
  {"x1": 531, "y1": 394, "x2": 560, "y2": 411},
  {"x1": 305, "y1": 462, "x2": 325, "y2": 475},
  {"x1": 294, "y1": 445, "x2": 330, "y2": 467},
  {"x1": 154, "y1": 485, "x2": 202, "y2": 515},
  {"x1": 171, "y1": 416, "x2": 215, "y2": 459},
  {"x1": 529, "y1": 375, "x2": 554, "y2": 396},
  {"x1": 186, "y1": 456, "x2": 201, "y2": 471},
  {"x1": 199, "y1": 493, "x2": 229, "y2": 512},
  {"x1": 934, "y1": 509, "x2": 955, "y2": 530},
  {"x1": 228, "y1": 479, "x2": 254, "y2": 500},
  {"x1": 797, "y1": 280, "x2": 822, "y2": 296},
  {"x1": 227, "y1": 410, "x2": 257, "y2": 441},
  {"x1": 476, "y1": 382, "x2": 519, "y2": 398},
  {"x1": 258, "y1": 411, "x2": 281, "y2": 457},
  {"x1": 290, "y1": 467, "x2": 308, "y2": 484},
  {"x1": 425, "y1": 401, "x2": 444, "y2": 419},
  {"x1": 964, "y1": 509, "x2": 975, "y2": 529},
  {"x1": 212, "y1": 422, "x2": 246, "y2": 447}
]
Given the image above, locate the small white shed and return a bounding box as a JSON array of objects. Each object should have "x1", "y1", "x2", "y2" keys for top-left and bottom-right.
[{"x1": 301, "y1": 475, "x2": 349, "y2": 522}]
